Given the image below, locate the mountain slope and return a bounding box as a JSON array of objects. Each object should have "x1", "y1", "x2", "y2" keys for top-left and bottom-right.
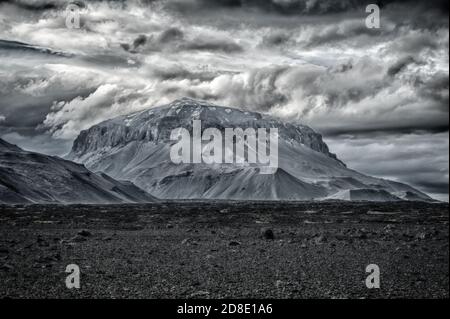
[
  {"x1": 67, "y1": 98, "x2": 434, "y2": 202},
  {"x1": 326, "y1": 189, "x2": 402, "y2": 202},
  {"x1": 0, "y1": 139, "x2": 157, "y2": 204}
]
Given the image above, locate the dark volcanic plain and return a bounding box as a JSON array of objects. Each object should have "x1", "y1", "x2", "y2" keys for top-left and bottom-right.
[{"x1": 0, "y1": 201, "x2": 448, "y2": 299}]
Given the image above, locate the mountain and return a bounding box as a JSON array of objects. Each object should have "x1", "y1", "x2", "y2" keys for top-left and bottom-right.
[
  {"x1": 0, "y1": 138, "x2": 157, "y2": 204},
  {"x1": 67, "y1": 98, "x2": 434, "y2": 202}
]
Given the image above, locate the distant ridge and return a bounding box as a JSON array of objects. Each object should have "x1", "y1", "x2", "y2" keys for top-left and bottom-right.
[{"x1": 0, "y1": 138, "x2": 157, "y2": 204}]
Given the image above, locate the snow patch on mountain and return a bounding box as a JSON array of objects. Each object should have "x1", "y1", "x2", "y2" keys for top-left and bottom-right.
[{"x1": 326, "y1": 189, "x2": 402, "y2": 202}]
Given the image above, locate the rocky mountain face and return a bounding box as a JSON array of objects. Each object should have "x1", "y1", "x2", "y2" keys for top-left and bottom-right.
[
  {"x1": 0, "y1": 138, "x2": 157, "y2": 204},
  {"x1": 67, "y1": 98, "x2": 434, "y2": 202}
]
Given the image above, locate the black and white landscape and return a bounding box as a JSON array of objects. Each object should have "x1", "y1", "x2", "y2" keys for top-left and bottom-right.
[
  {"x1": 0, "y1": 0, "x2": 448, "y2": 300},
  {"x1": 0, "y1": 98, "x2": 437, "y2": 203}
]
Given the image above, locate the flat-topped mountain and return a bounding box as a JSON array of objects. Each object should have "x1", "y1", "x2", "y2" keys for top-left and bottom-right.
[{"x1": 67, "y1": 98, "x2": 434, "y2": 202}]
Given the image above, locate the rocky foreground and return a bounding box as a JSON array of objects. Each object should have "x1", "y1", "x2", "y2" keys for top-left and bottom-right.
[{"x1": 0, "y1": 201, "x2": 448, "y2": 299}]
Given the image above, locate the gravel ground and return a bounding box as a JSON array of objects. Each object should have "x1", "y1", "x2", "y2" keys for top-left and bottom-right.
[{"x1": 0, "y1": 201, "x2": 448, "y2": 299}]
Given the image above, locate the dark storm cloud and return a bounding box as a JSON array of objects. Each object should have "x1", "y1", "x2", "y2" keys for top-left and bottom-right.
[
  {"x1": 415, "y1": 72, "x2": 450, "y2": 107},
  {"x1": 140, "y1": 0, "x2": 449, "y2": 36},
  {"x1": 156, "y1": 0, "x2": 448, "y2": 16},
  {"x1": 389, "y1": 32, "x2": 441, "y2": 55},
  {"x1": 0, "y1": 0, "x2": 123, "y2": 11},
  {"x1": 0, "y1": 0, "x2": 58, "y2": 11},
  {"x1": 133, "y1": 34, "x2": 147, "y2": 48},
  {"x1": 122, "y1": 28, "x2": 183, "y2": 53},
  {"x1": 261, "y1": 31, "x2": 292, "y2": 47},
  {"x1": 3, "y1": 0, "x2": 448, "y2": 16},
  {"x1": 387, "y1": 56, "x2": 418, "y2": 77},
  {"x1": 149, "y1": 64, "x2": 218, "y2": 81},
  {"x1": 80, "y1": 53, "x2": 137, "y2": 67},
  {"x1": 305, "y1": 23, "x2": 385, "y2": 47},
  {"x1": 158, "y1": 27, "x2": 184, "y2": 43},
  {"x1": 321, "y1": 125, "x2": 450, "y2": 137},
  {"x1": 415, "y1": 180, "x2": 449, "y2": 197},
  {"x1": 121, "y1": 34, "x2": 148, "y2": 52},
  {"x1": 121, "y1": 27, "x2": 243, "y2": 54},
  {"x1": 181, "y1": 38, "x2": 243, "y2": 53},
  {"x1": 377, "y1": 0, "x2": 449, "y2": 14}
]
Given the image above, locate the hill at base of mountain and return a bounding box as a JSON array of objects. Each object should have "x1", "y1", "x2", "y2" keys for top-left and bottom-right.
[{"x1": 0, "y1": 138, "x2": 157, "y2": 204}]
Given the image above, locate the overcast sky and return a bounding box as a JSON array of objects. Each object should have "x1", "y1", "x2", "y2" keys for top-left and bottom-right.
[{"x1": 0, "y1": 0, "x2": 448, "y2": 200}]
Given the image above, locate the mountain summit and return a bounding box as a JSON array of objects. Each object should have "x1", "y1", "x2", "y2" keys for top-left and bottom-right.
[{"x1": 68, "y1": 98, "x2": 433, "y2": 202}]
